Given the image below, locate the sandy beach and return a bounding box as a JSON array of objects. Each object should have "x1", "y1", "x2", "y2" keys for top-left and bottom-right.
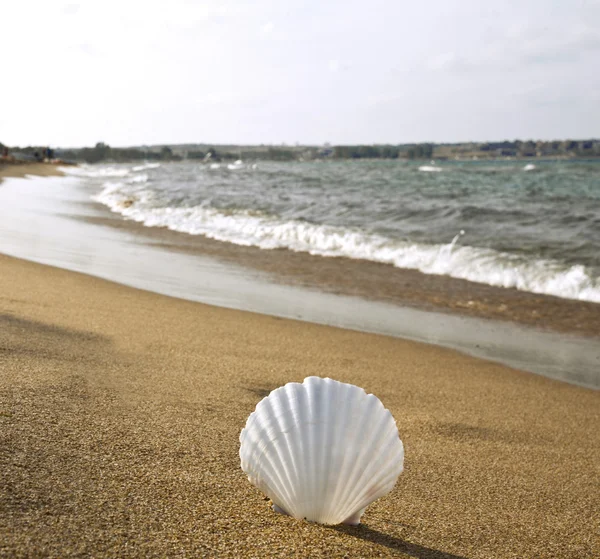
[
  {"x1": 0, "y1": 161, "x2": 65, "y2": 180},
  {"x1": 1, "y1": 252, "x2": 599, "y2": 558}
]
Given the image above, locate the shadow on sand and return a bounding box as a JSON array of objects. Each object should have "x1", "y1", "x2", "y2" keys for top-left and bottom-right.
[{"x1": 329, "y1": 524, "x2": 469, "y2": 559}]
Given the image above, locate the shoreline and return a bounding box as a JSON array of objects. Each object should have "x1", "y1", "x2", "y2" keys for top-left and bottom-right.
[
  {"x1": 82, "y1": 206, "x2": 600, "y2": 340},
  {"x1": 3, "y1": 161, "x2": 598, "y2": 340},
  {"x1": 1, "y1": 252, "x2": 598, "y2": 558},
  {"x1": 0, "y1": 173, "x2": 598, "y2": 389}
]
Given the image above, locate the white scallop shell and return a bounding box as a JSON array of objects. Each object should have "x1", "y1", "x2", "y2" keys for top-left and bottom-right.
[{"x1": 239, "y1": 376, "x2": 404, "y2": 525}]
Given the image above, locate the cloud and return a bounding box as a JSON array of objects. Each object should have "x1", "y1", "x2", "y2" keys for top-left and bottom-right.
[
  {"x1": 328, "y1": 59, "x2": 351, "y2": 72},
  {"x1": 261, "y1": 21, "x2": 274, "y2": 34},
  {"x1": 77, "y1": 43, "x2": 95, "y2": 56},
  {"x1": 193, "y1": 92, "x2": 268, "y2": 109},
  {"x1": 2, "y1": 0, "x2": 599, "y2": 146},
  {"x1": 428, "y1": 24, "x2": 600, "y2": 74},
  {"x1": 62, "y1": 3, "x2": 79, "y2": 15},
  {"x1": 428, "y1": 52, "x2": 458, "y2": 71}
]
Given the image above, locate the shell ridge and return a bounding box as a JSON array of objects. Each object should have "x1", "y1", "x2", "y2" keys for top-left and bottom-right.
[
  {"x1": 245, "y1": 442, "x2": 290, "y2": 513},
  {"x1": 346, "y1": 423, "x2": 403, "y2": 521},
  {"x1": 348, "y1": 463, "x2": 404, "y2": 516},
  {"x1": 338, "y1": 408, "x2": 400, "y2": 518},
  {"x1": 240, "y1": 377, "x2": 404, "y2": 526},
  {"x1": 273, "y1": 384, "x2": 311, "y2": 517},
  {"x1": 319, "y1": 378, "x2": 341, "y2": 523},
  {"x1": 341, "y1": 433, "x2": 404, "y2": 519},
  {"x1": 290, "y1": 381, "x2": 312, "y2": 519},
  {"x1": 351, "y1": 430, "x2": 404, "y2": 511},
  {"x1": 326, "y1": 382, "x2": 367, "y2": 523},
  {"x1": 314, "y1": 377, "x2": 340, "y2": 523},
  {"x1": 325, "y1": 378, "x2": 359, "y2": 524},
  {"x1": 262, "y1": 382, "x2": 302, "y2": 516},
  {"x1": 279, "y1": 383, "x2": 307, "y2": 519},
  {"x1": 334, "y1": 394, "x2": 384, "y2": 521},
  {"x1": 372, "y1": 459, "x2": 405, "y2": 498},
  {"x1": 304, "y1": 377, "x2": 322, "y2": 521},
  {"x1": 323, "y1": 381, "x2": 355, "y2": 523},
  {"x1": 242, "y1": 405, "x2": 295, "y2": 515},
  {"x1": 259, "y1": 391, "x2": 300, "y2": 515}
]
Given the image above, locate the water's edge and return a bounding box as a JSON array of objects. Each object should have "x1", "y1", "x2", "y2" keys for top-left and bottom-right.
[{"x1": 0, "y1": 174, "x2": 598, "y2": 389}]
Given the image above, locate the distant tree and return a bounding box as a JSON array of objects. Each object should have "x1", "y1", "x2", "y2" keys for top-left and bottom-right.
[
  {"x1": 380, "y1": 145, "x2": 399, "y2": 158},
  {"x1": 160, "y1": 146, "x2": 173, "y2": 160},
  {"x1": 333, "y1": 146, "x2": 349, "y2": 159},
  {"x1": 519, "y1": 141, "x2": 536, "y2": 157},
  {"x1": 406, "y1": 144, "x2": 433, "y2": 159},
  {"x1": 333, "y1": 145, "x2": 398, "y2": 159},
  {"x1": 80, "y1": 142, "x2": 111, "y2": 163},
  {"x1": 267, "y1": 148, "x2": 296, "y2": 161},
  {"x1": 357, "y1": 145, "x2": 380, "y2": 158}
]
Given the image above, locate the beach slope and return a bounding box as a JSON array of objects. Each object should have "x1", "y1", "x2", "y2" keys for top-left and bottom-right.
[
  {"x1": 0, "y1": 161, "x2": 65, "y2": 180},
  {"x1": 0, "y1": 254, "x2": 598, "y2": 558}
]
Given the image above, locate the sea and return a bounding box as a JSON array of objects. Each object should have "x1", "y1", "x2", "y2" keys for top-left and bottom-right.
[
  {"x1": 69, "y1": 158, "x2": 600, "y2": 303},
  {"x1": 1, "y1": 159, "x2": 599, "y2": 388}
]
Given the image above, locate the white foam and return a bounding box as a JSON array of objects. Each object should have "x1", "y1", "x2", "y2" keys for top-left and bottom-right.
[
  {"x1": 132, "y1": 163, "x2": 161, "y2": 171},
  {"x1": 523, "y1": 163, "x2": 536, "y2": 171},
  {"x1": 93, "y1": 183, "x2": 600, "y2": 304},
  {"x1": 227, "y1": 160, "x2": 244, "y2": 170},
  {"x1": 418, "y1": 165, "x2": 442, "y2": 173},
  {"x1": 62, "y1": 165, "x2": 131, "y2": 178},
  {"x1": 127, "y1": 173, "x2": 148, "y2": 184}
]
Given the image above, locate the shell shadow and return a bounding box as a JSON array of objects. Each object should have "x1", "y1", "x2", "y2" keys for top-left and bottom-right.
[
  {"x1": 329, "y1": 524, "x2": 469, "y2": 559},
  {"x1": 244, "y1": 385, "x2": 280, "y2": 399},
  {"x1": 434, "y1": 421, "x2": 548, "y2": 446}
]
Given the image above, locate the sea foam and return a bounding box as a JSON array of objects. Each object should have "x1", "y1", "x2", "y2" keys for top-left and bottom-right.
[
  {"x1": 94, "y1": 182, "x2": 600, "y2": 303},
  {"x1": 132, "y1": 162, "x2": 161, "y2": 171}
]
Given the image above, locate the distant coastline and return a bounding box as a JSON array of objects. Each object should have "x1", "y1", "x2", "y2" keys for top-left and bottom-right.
[{"x1": 2, "y1": 138, "x2": 599, "y2": 165}]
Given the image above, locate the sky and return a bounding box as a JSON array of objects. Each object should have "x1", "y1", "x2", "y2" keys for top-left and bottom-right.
[{"x1": 2, "y1": 0, "x2": 599, "y2": 147}]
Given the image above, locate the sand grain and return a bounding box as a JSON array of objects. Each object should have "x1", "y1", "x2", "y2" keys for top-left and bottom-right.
[{"x1": 0, "y1": 254, "x2": 598, "y2": 558}]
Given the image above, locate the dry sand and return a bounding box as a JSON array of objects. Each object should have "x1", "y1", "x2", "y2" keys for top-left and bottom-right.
[
  {"x1": 0, "y1": 162, "x2": 65, "y2": 180},
  {"x1": 1, "y1": 253, "x2": 599, "y2": 558}
]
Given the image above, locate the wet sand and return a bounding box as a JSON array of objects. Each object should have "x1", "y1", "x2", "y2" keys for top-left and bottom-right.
[
  {"x1": 84, "y1": 210, "x2": 600, "y2": 339},
  {"x1": 1, "y1": 253, "x2": 598, "y2": 558}
]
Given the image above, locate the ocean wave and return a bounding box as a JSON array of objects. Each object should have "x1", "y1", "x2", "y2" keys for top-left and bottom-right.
[
  {"x1": 61, "y1": 163, "x2": 159, "y2": 178},
  {"x1": 127, "y1": 173, "x2": 149, "y2": 184},
  {"x1": 132, "y1": 162, "x2": 161, "y2": 171},
  {"x1": 94, "y1": 183, "x2": 600, "y2": 303},
  {"x1": 62, "y1": 165, "x2": 132, "y2": 178},
  {"x1": 227, "y1": 160, "x2": 244, "y2": 170},
  {"x1": 418, "y1": 165, "x2": 442, "y2": 173}
]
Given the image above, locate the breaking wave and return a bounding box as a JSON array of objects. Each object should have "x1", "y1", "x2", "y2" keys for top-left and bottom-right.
[{"x1": 94, "y1": 181, "x2": 600, "y2": 303}]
